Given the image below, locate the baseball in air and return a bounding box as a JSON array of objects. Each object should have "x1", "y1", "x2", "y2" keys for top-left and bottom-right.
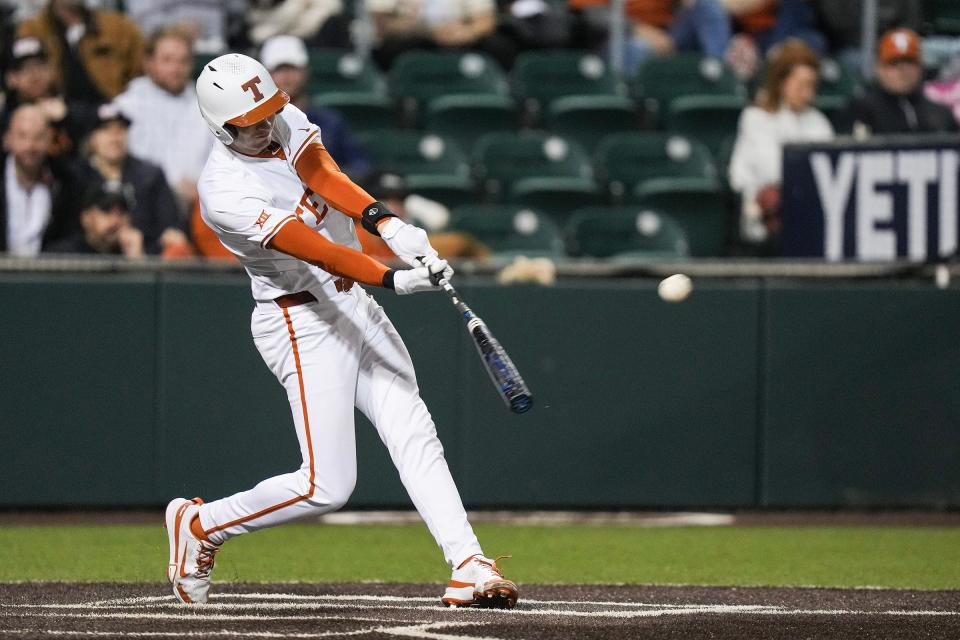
[{"x1": 658, "y1": 274, "x2": 693, "y2": 303}]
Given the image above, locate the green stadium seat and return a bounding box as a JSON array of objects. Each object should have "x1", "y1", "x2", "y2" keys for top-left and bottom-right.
[
  {"x1": 632, "y1": 177, "x2": 728, "y2": 256},
  {"x1": 544, "y1": 95, "x2": 641, "y2": 153},
  {"x1": 633, "y1": 54, "x2": 743, "y2": 124},
  {"x1": 405, "y1": 174, "x2": 478, "y2": 209},
  {"x1": 308, "y1": 51, "x2": 387, "y2": 98},
  {"x1": 512, "y1": 50, "x2": 625, "y2": 118},
  {"x1": 565, "y1": 207, "x2": 690, "y2": 258},
  {"x1": 664, "y1": 94, "x2": 747, "y2": 157},
  {"x1": 507, "y1": 177, "x2": 604, "y2": 225},
  {"x1": 473, "y1": 131, "x2": 593, "y2": 198},
  {"x1": 358, "y1": 131, "x2": 469, "y2": 177},
  {"x1": 389, "y1": 51, "x2": 509, "y2": 124},
  {"x1": 816, "y1": 58, "x2": 858, "y2": 98},
  {"x1": 595, "y1": 132, "x2": 717, "y2": 201},
  {"x1": 311, "y1": 93, "x2": 396, "y2": 133},
  {"x1": 448, "y1": 205, "x2": 565, "y2": 257},
  {"x1": 424, "y1": 94, "x2": 519, "y2": 151}
]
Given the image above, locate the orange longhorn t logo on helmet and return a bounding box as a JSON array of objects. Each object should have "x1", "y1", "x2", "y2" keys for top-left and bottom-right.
[{"x1": 241, "y1": 76, "x2": 265, "y2": 102}]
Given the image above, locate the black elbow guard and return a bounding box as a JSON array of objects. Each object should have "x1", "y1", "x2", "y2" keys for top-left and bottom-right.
[{"x1": 361, "y1": 201, "x2": 397, "y2": 236}]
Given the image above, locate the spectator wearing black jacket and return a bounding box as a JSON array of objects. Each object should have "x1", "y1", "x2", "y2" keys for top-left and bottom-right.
[
  {"x1": 47, "y1": 182, "x2": 143, "y2": 256},
  {"x1": 0, "y1": 104, "x2": 78, "y2": 254},
  {"x1": 76, "y1": 102, "x2": 191, "y2": 256},
  {"x1": 839, "y1": 28, "x2": 959, "y2": 136}
]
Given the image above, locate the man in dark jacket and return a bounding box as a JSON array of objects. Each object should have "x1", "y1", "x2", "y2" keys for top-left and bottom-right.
[
  {"x1": 47, "y1": 182, "x2": 143, "y2": 256},
  {"x1": 840, "y1": 28, "x2": 959, "y2": 136},
  {"x1": 0, "y1": 104, "x2": 78, "y2": 254},
  {"x1": 76, "y1": 102, "x2": 190, "y2": 255}
]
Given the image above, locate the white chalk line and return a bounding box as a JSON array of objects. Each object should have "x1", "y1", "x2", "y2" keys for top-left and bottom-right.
[
  {"x1": 33, "y1": 592, "x2": 960, "y2": 615},
  {"x1": 375, "y1": 622, "x2": 509, "y2": 640},
  {"x1": 4, "y1": 595, "x2": 957, "y2": 620},
  {"x1": 11, "y1": 593, "x2": 781, "y2": 611},
  {"x1": 2, "y1": 612, "x2": 411, "y2": 623},
  {"x1": 0, "y1": 621, "x2": 509, "y2": 640},
  {"x1": 0, "y1": 629, "x2": 376, "y2": 639}
]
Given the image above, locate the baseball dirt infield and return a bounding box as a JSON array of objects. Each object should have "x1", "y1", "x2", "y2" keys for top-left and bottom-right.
[{"x1": 2, "y1": 582, "x2": 957, "y2": 639}]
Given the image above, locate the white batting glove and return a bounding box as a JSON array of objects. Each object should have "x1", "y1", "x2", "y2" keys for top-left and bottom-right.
[
  {"x1": 418, "y1": 253, "x2": 454, "y2": 282},
  {"x1": 378, "y1": 217, "x2": 437, "y2": 268},
  {"x1": 393, "y1": 258, "x2": 451, "y2": 295}
]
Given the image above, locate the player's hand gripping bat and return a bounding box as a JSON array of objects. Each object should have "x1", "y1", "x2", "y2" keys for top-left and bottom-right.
[{"x1": 419, "y1": 259, "x2": 533, "y2": 414}]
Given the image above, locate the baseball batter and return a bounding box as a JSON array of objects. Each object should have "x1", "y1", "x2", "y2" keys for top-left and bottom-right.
[{"x1": 164, "y1": 53, "x2": 517, "y2": 609}]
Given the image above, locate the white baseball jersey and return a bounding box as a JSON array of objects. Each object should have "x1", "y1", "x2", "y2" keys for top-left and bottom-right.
[{"x1": 197, "y1": 104, "x2": 360, "y2": 301}]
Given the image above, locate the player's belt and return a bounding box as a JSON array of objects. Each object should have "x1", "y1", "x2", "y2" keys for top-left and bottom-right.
[
  {"x1": 273, "y1": 279, "x2": 354, "y2": 308},
  {"x1": 273, "y1": 291, "x2": 317, "y2": 308}
]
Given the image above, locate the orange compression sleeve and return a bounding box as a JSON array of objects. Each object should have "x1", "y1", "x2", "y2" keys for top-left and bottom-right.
[
  {"x1": 268, "y1": 219, "x2": 393, "y2": 288},
  {"x1": 294, "y1": 143, "x2": 375, "y2": 218}
]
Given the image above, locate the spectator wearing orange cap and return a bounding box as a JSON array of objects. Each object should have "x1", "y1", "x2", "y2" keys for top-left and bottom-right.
[{"x1": 839, "y1": 28, "x2": 958, "y2": 136}]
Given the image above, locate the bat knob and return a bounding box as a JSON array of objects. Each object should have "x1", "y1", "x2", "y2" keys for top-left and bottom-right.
[
  {"x1": 509, "y1": 394, "x2": 534, "y2": 414},
  {"x1": 416, "y1": 255, "x2": 444, "y2": 286}
]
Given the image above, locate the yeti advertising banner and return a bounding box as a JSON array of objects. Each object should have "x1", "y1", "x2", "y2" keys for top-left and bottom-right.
[{"x1": 781, "y1": 135, "x2": 960, "y2": 261}]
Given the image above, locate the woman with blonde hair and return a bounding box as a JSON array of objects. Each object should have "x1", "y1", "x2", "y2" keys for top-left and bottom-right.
[{"x1": 729, "y1": 38, "x2": 834, "y2": 248}]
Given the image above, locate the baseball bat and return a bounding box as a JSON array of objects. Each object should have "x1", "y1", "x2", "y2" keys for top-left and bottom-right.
[{"x1": 431, "y1": 272, "x2": 533, "y2": 414}]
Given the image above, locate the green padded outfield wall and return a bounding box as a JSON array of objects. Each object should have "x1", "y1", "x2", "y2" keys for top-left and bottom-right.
[
  {"x1": 761, "y1": 283, "x2": 960, "y2": 507},
  {"x1": 0, "y1": 274, "x2": 158, "y2": 505},
  {"x1": 0, "y1": 273, "x2": 957, "y2": 508}
]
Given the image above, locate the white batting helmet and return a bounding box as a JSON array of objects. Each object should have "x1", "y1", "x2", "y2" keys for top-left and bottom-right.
[{"x1": 196, "y1": 53, "x2": 290, "y2": 145}]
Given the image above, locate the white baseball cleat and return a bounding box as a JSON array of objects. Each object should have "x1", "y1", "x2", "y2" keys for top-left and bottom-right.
[
  {"x1": 164, "y1": 497, "x2": 220, "y2": 604},
  {"x1": 441, "y1": 554, "x2": 518, "y2": 609}
]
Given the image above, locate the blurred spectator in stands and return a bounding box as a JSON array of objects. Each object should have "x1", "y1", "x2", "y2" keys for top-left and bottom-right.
[
  {"x1": 729, "y1": 39, "x2": 832, "y2": 251},
  {"x1": 1, "y1": 36, "x2": 99, "y2": 158},
  {"x1": 124, "y1": 0, "x2": 241, "y2": 54},
  {"x1": 357, "y1": 172, "x2": 490, "y2": 261},
  {"x1": 839, "y1": 29, "x2": 958, "y2": 136},
  {"x1": 78, "y1": 102, "x2": 192, "y2": 257},
  {"x1": 247, "y1": 0, "x2": 350, "y2": 49},
  {"x1": 114, "y1": 26, "x2": 213, "y2": 217},
  {"x1": 723, "y1": 0, "x2": 825, "y2": 80},
  {"x1": 370, "y1": 0, "x2": 517, "y2": 69},
  {"x1": 814, "y1": 0, "x2": 920, "y2": 72},
  {"x1": 499, "y1": 0, "x2": 572, "y2": 50},
  {"x1": 0, "y1": 104, "x2": 77, "y2": 254},
  {"x1": 17, "y1": 0, "x2": 144, "y2": 102},
  {"x1": 925, "y1": 55, "x2": 960, "y2": 128},
  {"x1": 570, "y1": 0, "x2": 731, "y2": 75},
  {"x1": 47, "y1": 182, "x2": 143, "y2": 256},
  {"x1": 726, "y1": 0, "x2": 825, "y2": 54}
]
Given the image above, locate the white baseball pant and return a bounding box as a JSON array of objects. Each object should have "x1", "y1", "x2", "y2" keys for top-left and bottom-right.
[{"x1": 196, "y1": 282, "x2": 482, "y2": 567}]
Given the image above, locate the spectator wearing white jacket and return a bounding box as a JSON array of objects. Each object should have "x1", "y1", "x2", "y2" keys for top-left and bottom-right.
[
  {"x1": 114, "y1": 25, "x2": 214, "y2": 218},
  {"x1": 729, "y1": 38, "x2": 833, "y2": 248}
]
